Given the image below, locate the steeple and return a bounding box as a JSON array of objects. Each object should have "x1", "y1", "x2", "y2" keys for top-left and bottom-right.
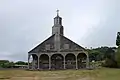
[
  {"x1": 52, "y1": 10, "x2": 64, "y2": 35},
  {"x1": 57, "y1": 10, "x2": 59, "y2": 16},
  {"x1": 54, "y1": 10, "x2": 62, "y2": 25}
]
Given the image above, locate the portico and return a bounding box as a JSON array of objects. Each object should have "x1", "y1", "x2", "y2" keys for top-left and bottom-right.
[{"x1": 28, "y1": 51, "x2": 89, "y2": 70}]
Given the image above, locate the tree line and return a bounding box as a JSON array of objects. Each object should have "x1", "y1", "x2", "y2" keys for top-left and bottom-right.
[
  {"x1": 0, "y1": 60, "x2": 28, "y2": 68},
  {"x1": 88, "y1": 32, "x2": 120, "y2": 68}
]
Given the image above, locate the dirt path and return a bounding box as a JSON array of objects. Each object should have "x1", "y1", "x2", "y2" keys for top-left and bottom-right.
[{"x1": 10, "y1": 77, "x2": 91, "y2": 80}]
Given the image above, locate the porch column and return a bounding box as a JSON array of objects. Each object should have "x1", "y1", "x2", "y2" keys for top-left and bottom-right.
[
  {"x1": 63, "y1": 56, "x2": 66, "y2": 69},
  {"x1": 32, "y1": 58, "x2": 36, "y2": 70},
  {"x1": 86, "y1": 54, "x2": 89, "y2": 69},
  {"x1": 32, "y1": 59, "x2": 34, "y2": 69},
  {"x1": 28, "y1": 54, "x2": 30, "y2": 69},
  {"x1": 37, "y1": 55, "x2": 40, "y2": 69},
  {"x1": 49, "y1": 56, "x2": 51, "y2": 70},
  {"x1": 76, "y1": 55, "x2": 78, "y2": 69}
]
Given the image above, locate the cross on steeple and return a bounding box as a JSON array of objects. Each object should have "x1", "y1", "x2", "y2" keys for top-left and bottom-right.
[{"x1": 57, "y1": 10, "x2": 59, "y2": 16}]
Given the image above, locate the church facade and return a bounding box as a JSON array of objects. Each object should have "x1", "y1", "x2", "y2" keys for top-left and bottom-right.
[{"x1": 28, "y1": 11, "x2": 89, "y2": 70}]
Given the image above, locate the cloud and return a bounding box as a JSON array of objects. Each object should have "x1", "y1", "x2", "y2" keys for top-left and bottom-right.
[{"x1": 80, "y1": 0, "x2": 120, "y2": 48}]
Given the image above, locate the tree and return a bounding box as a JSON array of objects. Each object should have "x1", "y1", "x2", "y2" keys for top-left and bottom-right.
[
  {"x1": 88, "y1": 49, "x2": 103, "y2": 62},
  {"x1": 0, "y1": 60, "x2": 15, "y2": 68},
  {"x1": 104, "y1": 48, "x2": 117, "y2": 68},
  {"x1": 88, "y1": 46, "x2": 110, "y2": 62},
  {"x1": 15, "y1": 61, "x2": 28, "y2": 65},
  {"x1": 104, "y1": 57, "x2": 117, "y2": 68},
  {"x1": 105, "y1": 48, "x2": 115, "y2": 59},
  {"x1": 8, "y1": 62, "x2": 15, "y2": 68},
  {"x1": 116, "y1": 32, "x2": 120, "y2": 46},
  {"x1": 115, "y1": 32, "x2": 120, "y2": 67}
]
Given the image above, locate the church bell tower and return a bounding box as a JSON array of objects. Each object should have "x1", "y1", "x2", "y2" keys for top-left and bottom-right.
[
  {"x1": 52, "y1": 10, "x2": 64, "y2": 35},
  {"x1": 52, "y1": 10, "x2": 64, "y2": 51}
]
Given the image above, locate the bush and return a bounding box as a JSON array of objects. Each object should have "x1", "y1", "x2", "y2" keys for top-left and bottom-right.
[
  {"x1": 115, "y1": 46, "x2": 120, "y2": 67},
  {"x1": 103, "y1": 58, "x2": 117, "y2": 68},
  {"x1": 0, "y1": 60, "x2": 15, "y2": 68}
]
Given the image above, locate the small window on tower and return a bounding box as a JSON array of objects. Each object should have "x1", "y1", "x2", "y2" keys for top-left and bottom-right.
[
  {"x1": 64, "y1": 44, "x2": 69, "y2": 49},
  {"x1": 57, "y1": 18, "x2": 59, "y2": 24},
  {"x1": 45, "y1": 44, "x2": 50, "y2": 50}
]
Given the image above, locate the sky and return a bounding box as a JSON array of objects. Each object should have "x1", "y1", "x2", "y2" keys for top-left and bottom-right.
[{"x1": 0, "y1": 0, "x2": 120, "y2": 61}]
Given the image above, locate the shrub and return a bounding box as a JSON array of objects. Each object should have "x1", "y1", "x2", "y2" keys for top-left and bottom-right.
[
  {"x1": 103, "y1": 58, "x2": 117, "y2": 68},
  {"x1": 115, "y1": 46, "x2": 120, "y2": 67}
]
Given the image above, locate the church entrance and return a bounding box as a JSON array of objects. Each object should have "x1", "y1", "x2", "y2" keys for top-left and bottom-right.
[
  {"x1": 77, "y1": 53, "x2": 87, "y2": 69},
  {"x1": 65, "y1": 53, "x2": 76, "y2": 69},
  {"x1": 51, "y1": 54, "x2": 64, "y2": 69},
  {"x1": 39, "y1": 54, "x2": 49, "y2": 69}
]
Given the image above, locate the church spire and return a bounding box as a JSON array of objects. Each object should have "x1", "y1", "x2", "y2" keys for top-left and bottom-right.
[
  {"x1": 57, "y1": 10, "x2": 59, "y2": 16},
  {"x1": 52, "y1": 10, "x2": 64, "y2": 35},
  {"x1": 54, "y1": 10, "x2": 62, "y2": 25}
]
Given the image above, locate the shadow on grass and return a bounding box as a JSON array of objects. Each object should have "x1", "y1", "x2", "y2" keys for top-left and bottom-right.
[{"x1": 0, "y1": 77, "x2": 11, "y2": 79}]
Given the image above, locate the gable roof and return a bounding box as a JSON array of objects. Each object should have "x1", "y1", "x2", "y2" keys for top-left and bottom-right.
[
  {"x1": 60, "y1": 35, "x2": 86, "y2": 51},
  {"x1": 28, "y1": 34, "x2": 55, "y2": 53},
  {"x1": 28, "y1": 34, "x2": 86, "y2": 53}
]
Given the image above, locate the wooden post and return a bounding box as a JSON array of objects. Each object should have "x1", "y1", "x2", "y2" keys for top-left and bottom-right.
[
  {"x1": 76, "y1": 55, "x2": 78, "y2": 69},
  {"x1": 49, "y1": 56, "x2": 51, "y2": 70},
  {"x1": 28, "y1": 54, "x2": 30, "y2": 69},
  {"x1": 86, "y1": 53, "x2": 89, "y2": 69},
  {"x1": 38, "y1": 55, "x2": 40, "y2": 69},
  {"x1": 64, "y1": 56, "x2": 66, "y2": 69}
]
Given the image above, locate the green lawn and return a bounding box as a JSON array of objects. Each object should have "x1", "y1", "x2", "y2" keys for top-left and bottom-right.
[{"x1": 0, "y1": 68, "x2": 120, "y2": 80}]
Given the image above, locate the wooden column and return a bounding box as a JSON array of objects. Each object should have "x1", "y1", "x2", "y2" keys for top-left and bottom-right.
[
  {"x1": 64, "y1": 56, "x2": 66, "y2": 69},
  {"x1": 37, "y1": 55, "x2": 40, "y2": 69},
  {"x1": 86, "y1": 54, "x2": 89, "y2": 69},
  {"x1": 49, "y1": 56, "x2": 51, "y2": 70},
  {"x1": 76, "y1": 55, "x2": 78, "y2": 69},
  {"x1": 32, "y1": 59, "x2": 34, "y2": 69},
  {"x1": 28, "y1": 54, "x2": 30, "y2": 69}
]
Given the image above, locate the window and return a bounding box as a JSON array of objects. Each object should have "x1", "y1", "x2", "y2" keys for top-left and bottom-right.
[
  {"x1": 64, "y1": 44, "x2": 69, "y2": 49},
  {"x1": 45, "y1": 44, "x2": 50, "y2": 50}
]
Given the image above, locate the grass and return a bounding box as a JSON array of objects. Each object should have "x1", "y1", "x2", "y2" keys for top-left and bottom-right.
[{"x1": 0, "y1": 68, "x2": 120, "y2": 80}]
